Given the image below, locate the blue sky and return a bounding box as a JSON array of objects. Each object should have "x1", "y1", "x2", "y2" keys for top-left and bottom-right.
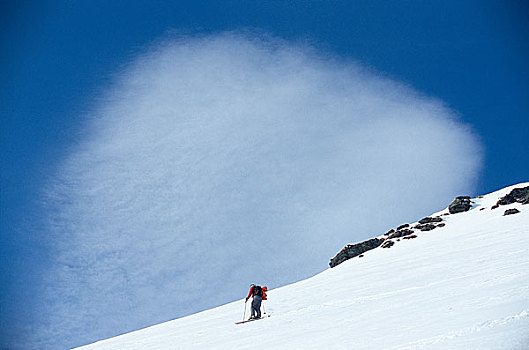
[{"x1": 1, "y1": 1, "x2": 528, "y2": 348}]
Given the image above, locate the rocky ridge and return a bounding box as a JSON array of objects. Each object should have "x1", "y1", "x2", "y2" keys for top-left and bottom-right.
[
  {"x1": 329, "y1": 185, "x2": 528, "y2": 268},
  {"x1": 492, "y1": 186, "x2": 529, "y2": 208}
]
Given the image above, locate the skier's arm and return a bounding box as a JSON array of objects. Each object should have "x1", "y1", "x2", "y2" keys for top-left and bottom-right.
[{"x1": 245, "y1": 286, "x2": 254, "y2": 301}]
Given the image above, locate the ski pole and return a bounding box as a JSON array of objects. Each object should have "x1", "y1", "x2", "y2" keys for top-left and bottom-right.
[
  {"x1": 262, "y1": 302, "x2": 266, "y2": 315},
  {"x1": 242, "y1": 300, "x2": 247, "y2": 322}
]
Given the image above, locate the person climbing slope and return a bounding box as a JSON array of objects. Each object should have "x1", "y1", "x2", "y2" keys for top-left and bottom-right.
[{"x1": 245, "y1": 284, "x2": 267, "y2": 319}]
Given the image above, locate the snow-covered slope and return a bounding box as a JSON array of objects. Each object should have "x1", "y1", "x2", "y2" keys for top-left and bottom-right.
[{"x1": 78, "y1": 184, "x2": 529, "y2": 349}]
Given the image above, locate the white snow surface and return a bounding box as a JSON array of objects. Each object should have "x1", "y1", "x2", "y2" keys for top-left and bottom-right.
[{"x1": 78, "y1": 183, "x2": 529, "y2": 349}]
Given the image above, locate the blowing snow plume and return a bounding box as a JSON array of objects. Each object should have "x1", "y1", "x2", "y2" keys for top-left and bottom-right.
[{"x1": 37, "y1": 33, "x2": 481, "y2": 349}]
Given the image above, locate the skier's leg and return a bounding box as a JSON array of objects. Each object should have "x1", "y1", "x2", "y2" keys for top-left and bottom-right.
[
  {"x1": 250, "y1": 298, "x2": 256, "y2": 318},
  {"x1": 253, "y1": 296, "x2": 262, "y2": 318}
]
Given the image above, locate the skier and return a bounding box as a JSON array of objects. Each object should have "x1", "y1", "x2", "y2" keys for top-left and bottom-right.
[{"x1": 245, "y1": 284, "x2": 266, "y2": 319}]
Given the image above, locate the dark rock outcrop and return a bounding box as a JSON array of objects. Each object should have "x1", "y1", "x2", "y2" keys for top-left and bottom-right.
[
  {"x1": 403, "y1": 235, "x2": 417, "y2": 240},
  {"x1": 448, "y1": 196, "x2": 472, "y2": 214},
  {"x1": 418, "y1": 216, "x2": 442, "y2": 224},
  {"x1": 397, "y1": 223, "x2": 409, "y2": 230},
  {"x1": 388, "y1": 228, "x2": 414, "y2": 239},
  {"x1": 415, "y1": 223, "x2": 436, "y2": 231},
  {"x1": 384, "y1": 229, "x2": 395, "y2": 236},
  {"x1": 381, "y1": 240, "x2": 394, "y2": 248},
  {"x1": 504, "y1": 208, "x2": 520, "y2": 216},
  {"x1": 493, "y1": 186, "x2": 529, "y2": 208},
  {"x1": 329, "y1": 238, "x2": 385, "y2": 267}
]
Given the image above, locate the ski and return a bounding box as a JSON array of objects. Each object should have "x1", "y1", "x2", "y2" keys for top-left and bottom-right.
[
  {"x1": 235, "y1": 315, "x2": 270, "y2": 325},
  {"x1": 235, "y1": 318, "x2": 259, "y2": 325}
]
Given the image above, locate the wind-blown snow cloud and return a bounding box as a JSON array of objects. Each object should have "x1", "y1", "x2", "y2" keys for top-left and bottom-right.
[{"x1": 36, "y1": 33, "x2": 481, "y2": 348}]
